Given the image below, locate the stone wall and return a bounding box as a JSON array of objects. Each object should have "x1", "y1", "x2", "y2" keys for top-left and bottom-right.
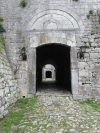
[
  {"x1": 0, "y1": 46, "x2": 20, "y2": 118},
  {"x1": 0, "y1": 0, "x2": 100, "y2": 100}
]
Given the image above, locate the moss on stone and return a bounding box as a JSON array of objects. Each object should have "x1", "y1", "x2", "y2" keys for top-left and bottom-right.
[
  {"x1": 0, "y1": 17, "x2": 4, "y2": 22},
  {"x1": 0, "y1": 35, "x2": 5, "y2": 53}
]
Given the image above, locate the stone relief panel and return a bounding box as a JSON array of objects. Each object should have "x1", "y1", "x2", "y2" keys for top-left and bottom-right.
[
  {"x1": 28, "y1": 10, "x2": 79, "y2": 30},
  {"x1": 46, "y1": 21, "x2": 58, "y2": 30}
]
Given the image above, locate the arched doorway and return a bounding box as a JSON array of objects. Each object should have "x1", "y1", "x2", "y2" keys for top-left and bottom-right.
[
  {"x1": 36, "y1": 43, "x2": 71, "y2": 93},
  {"x1": 42, "y1": 64, "x2": 56, "y2": 82}
]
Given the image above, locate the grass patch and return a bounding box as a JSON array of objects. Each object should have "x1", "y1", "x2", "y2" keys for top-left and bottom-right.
[
  {"x1": 0, "y1": 95, "x2": 38, "y2": 132},
  {"x1": 0, "y1": 110, "x2": 24, "y2": 132},
  {"x1": 17, "y1": 98, "x2": 29, "y2": 108},
  {"x1": 78, "y1": 99, "x2": 100, "y2": 113}
]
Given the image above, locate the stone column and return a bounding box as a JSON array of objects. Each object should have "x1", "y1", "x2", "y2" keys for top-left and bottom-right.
[
  {"x1": 28, "y1": 48, "x2": 36, "y2": 94},
  {"x1": 71, "y1": 47, "x2": 78, "y2": 95}
]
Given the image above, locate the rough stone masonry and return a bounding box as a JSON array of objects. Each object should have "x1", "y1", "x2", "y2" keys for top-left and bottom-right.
[{"x1": 0, "y1": 0, "x2": 100, "y2": 117}]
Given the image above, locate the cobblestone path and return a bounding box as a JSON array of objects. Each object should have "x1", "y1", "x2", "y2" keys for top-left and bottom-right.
[{"x1": 10, "y1": 94, "x2": 100, "y2": 133}]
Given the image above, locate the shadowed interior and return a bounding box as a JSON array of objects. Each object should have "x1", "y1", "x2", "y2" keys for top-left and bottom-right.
[
  {"x1": 36, "y1": 44, "x2": 71, "y2": 93},
  {"x1": 46, "y1": 71, "x2": 52, "y2": 78}
]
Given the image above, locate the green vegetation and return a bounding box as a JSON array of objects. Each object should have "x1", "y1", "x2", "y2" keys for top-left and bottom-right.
[
  {"x1": 73, "y1": 0, "x2": 79, "y2": 1},
  {"x1": 0, "y1": 24, "x2": 6, "y2": 33},
  {"x1": 87, "y1": 15, "x2": 90, "y2": 19},
  {"x1": 89, "y1": 10, "x2": 93, "y2": 14},
  {"x1": 0, "y1": 35, "x2": 5, "y2": 53},
  {"x1": 89, "y1": 41, "x2": 92, "y2": 47},
  {"x1": 78, "y1": 99, "x2": 100, "y2": 113},
  {"x1": 87, "y1": 10, "x2": 93, "y2": 19},
  {"x1": 20, "y1": 1, "x2": 27, "y2": 7},
  {"x1": 96, "y1": 26, "x2": 99, "y2": 29},
  {"x1": 0, "y1": 17, "x2": 4, "y2": 22},
  {"x1": 42, "y1": 78, "x2": 46, "y2": 81},
  {"x1": 0, "y1": 95, "x2": 38, "y2": 132},
  {"x1": 52, "y1": 78, "x2": 55, "y2": 81},
  {"x1": 81, "y1": 46, "x2": 90, "y2": 48}
]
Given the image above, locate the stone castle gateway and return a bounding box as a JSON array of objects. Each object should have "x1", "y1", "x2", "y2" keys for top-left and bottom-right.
[
  {"x1": 1, "y1": 0, "x2": 100, "y2": 118},
  {"x1": 22, "y1": 8, "x2": 81, "y2": 97}
]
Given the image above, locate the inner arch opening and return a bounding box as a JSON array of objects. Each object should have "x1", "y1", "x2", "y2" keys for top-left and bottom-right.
[
  {"x1": 42, "y1": 64, "x2": 56, "y2": 82},
  {"x1": 36, "y1": 43, "x2": 71, "y2": 94}
]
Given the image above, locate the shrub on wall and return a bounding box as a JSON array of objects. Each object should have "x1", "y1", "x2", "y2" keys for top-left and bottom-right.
[
  {"x1": 73, "y1": 0, "x2": 79, "y2": 1},
  {"x1": 0, "y1": 17, "x2": 4, "y2": 22},
  {"x1": 87, "y1": 15, "x2": 90, "y2": 19},
  {"x1": 20, "y1": 1, "x2": 27, "y2": 7},
  {"x1": 89, "y1": 10, "x2": 93, "y2": 14},
  {"x1": 0, "y1": 24, "x2": 6, "y2": 33}
]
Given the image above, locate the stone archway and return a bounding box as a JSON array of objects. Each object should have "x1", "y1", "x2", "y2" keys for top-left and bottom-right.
[
  {"x1": 26, "y1": 9, "x2": 79, "y2": 97},
  {"x1": 42, "y1": 64, "x2": 56, "y2": 82}
]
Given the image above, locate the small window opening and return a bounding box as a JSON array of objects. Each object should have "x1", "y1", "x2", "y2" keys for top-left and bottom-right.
[{"x1": 23, "y1": 96, "x2": 25, "y2": 98}]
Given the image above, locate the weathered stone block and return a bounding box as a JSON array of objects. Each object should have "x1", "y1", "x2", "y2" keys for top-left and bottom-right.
[
  {"x1": 78, "y1": 62, "x2": 87, "y2": 69},
  {"x1": 79, "y1": 70, "x2": 88, "y2": 77},
  {"x1": 1, "y1": 97, "x2": 5, "y2": 106},
  {"x1": 3, "y1": 110, "x2": 8, "y2": 116},
  {"x1": 0, "y1": 114, "x2": 3, "y2": 118},
  {"x1": 15, "y1": 74, "x2": 22, "y2": 79},
  {"x1": 0, "y1": 101, "x2": 1, "y2": 107},
  {"x1": 18, "y1": 79, "x2": 26, "y2": 84},
  {"x1": 22, "y1": 73, "x2": 27, "y2": 79},
  {"x1": 0, "y1": 89, "x2": 4, "y2": 98},
  {"x1": 81, "y1": 90, "x2": 87, "y2": 95},
  {"x1": 90, "y1": 53, "x2": 99, "y2": 59},
  {"x1": 71, "y1": 69, "x2": 78, "y2": 95},
  {"x1": 71, "y1": 62, "x2": 78, "y2": 69},
  {"x1": 73, "y1": 95, "x2": 83, "y2": 100},
  {"x1": 5, "y1": 87, "x2": 9, "y2": 94},
  {"x1": 95, "y1": 48, "x2": 100, "y2": 53},
  {"x1": 0, "y1": 106, "x2": 4, "y2": 114},
  {"x1": 71, "y1": 47, "x2": 77, "y2": 62}
]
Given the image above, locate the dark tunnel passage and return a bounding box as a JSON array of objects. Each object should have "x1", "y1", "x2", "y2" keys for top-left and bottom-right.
[
  {"x1": 46, "y1": 71, "x2": 52, "y2": 78},
  {"x1": 36, "y1": 44, "x2": 71, "y2": 93}
]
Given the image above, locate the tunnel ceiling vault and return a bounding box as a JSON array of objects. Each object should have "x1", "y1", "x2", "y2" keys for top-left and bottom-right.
[{"x1": 36, "y1": 44, "x2": 70, "y2": 68}]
